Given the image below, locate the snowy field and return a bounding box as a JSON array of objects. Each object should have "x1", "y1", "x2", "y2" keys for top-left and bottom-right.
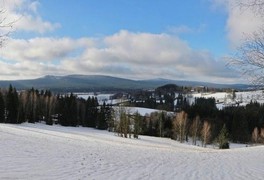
[
  {"x1": 187, "y1": 90, "x2": 264, "y2": 110},
  {"x1": 1, "y1": 123, "x2": 264, "y2": 180},
  {"x1": 75, "y1": 93, "x2": 115, "y2": 105},
  {"x1": 113, "y1": 106, "x2": 168, "y2": 116}
]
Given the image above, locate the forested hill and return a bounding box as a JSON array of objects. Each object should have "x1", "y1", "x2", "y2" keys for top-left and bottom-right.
[{"x1": 0, "y1": 75, "x2": 250, "y2": 92}]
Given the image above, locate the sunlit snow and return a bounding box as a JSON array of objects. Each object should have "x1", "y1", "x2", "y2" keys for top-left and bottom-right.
[{"x1": 0, "y1": 123, "x2": 263, "y2": 179}]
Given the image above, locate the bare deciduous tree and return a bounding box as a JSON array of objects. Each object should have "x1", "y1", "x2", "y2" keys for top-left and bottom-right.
[
  {"x1": 172, "y1": 111, "x2": 187, "y2": 143},
  {"x1": 190, "y1": 115, "x2": 201, "y2": 145},
  {"x1": 0, "y1": 7, "x2": 15, "y2": 48},
  {"x1": 228, "y1": 29, "x2": 264, "y2": 85},
  {"x1": 114, "y1": 105, "x2": 132, "y2": 138},
  {"x1": 260, "y1": 127, "x2": 264, "y2": 143},
  {"x1": 236, "y1": 0, "x2": 264, "y2": 16},
  {"x1": 252, "y1": 127, "x2": 259, "y2": 143},
  {"x1": 228, "y1": 0, "x2": 264, "y2": 85},
  {"x1": 201, "y1": 121, "x2": 211, "y2": 147}
]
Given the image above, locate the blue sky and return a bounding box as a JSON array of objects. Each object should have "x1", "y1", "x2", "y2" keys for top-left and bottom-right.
[
  {"x1": 35, "y1": 0, "x2": 228, "y2": 55},
  {"x1": 0, "y1": 0, "x2": 263, "y2": 83}
]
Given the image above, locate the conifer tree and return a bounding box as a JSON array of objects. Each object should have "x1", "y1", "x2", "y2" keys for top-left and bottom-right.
[
  {"x1": 133, "y1": 112, "x2": 141, "y2": 139},
  {"x1": 216, "y1": 124, "x2": 229, "y2": 149},
  {"x1": 157, "y1": 112, "x2": 165, "y2": 137},
  {"x1": 60, "y1": 93, "x2": 78, "y2": 126},
  {"x1": 6, "y1": 85, "x2": 19, "y2": 123},
  {"x1": 0, "y1": 91, "x2": 5, "y2": 123},
  {"x1": 97, "y1": 102, "x2": 108, "y2": 130},
  {"x1": 85, "y1": 97, "x2": 98, "y2": 127},
  {"x1": 232, "y1": 108, "x2": 250, "y2": 143},
  {"x1": 106, "y1": 105, "x2": 114, "y2": 132},
  {"x1": 17, "y1": 93, "x2": 26, "y2": 124}
]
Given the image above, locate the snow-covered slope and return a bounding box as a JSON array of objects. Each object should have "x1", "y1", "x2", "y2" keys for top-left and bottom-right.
[{"x1": 0, "y1": 123, "x2": 264, "y2": 180}]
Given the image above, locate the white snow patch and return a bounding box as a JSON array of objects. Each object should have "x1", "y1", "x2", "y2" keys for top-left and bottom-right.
[{"x1": 0, "y1": 123, "x2": 264, "y2": 179}]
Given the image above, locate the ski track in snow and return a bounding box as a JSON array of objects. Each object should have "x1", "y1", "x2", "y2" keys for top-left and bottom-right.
[{"x1": 0, "y1": 123, "x2": 264, "y2": 180}]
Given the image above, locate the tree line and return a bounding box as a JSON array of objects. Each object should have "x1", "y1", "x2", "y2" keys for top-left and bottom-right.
[
  {"x1": 112, "y1": 97, "x2": 264, "y2": 149},
  {"x1": 2, "y1": 85, "x2": 264, "y2": 149},
  {"x1": 0, "y1": 85, "x2": 112, "y2": 129}
]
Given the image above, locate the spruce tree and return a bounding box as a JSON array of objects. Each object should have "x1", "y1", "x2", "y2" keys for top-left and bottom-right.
[
  {"x1": 105, "y1": 104, "x2": 114, "y2": 131},
  {"x1": 216, "y1": 124, "x2": 229, "y2": 149},
  {"x1": 6, "y1": 85, "x2": 19, "y2": 124},
  {"x1": 232, "y1": 108, "x2": 250, "y2": 143},
  {"x1": 133, "y1": 112, "x2": 141, "y2": 139},
  {"x1": 0, "y1": 91, "x2": 5, "y2": 123},
  {"x1": 97, "y1": 103, "x2": 107, "y2": 130},
  {"x1": 85, "y1": 97, "x2": 98, "y2": 127},
  {"x1": 59, "y1": 93, "x2": 78, "y2": 126}
]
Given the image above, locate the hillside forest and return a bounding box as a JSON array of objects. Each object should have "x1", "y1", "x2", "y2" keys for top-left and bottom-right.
[{"x1": 1, "y1": 85, "x2": 264, "y2": 149}]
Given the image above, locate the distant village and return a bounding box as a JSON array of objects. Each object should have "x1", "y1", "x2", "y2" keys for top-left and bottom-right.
[{"x1": 80, "y1": 84, "x2": 264, "y2": 112}]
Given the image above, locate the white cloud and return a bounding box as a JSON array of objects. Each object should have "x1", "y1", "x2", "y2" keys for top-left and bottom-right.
[
  {"x1": 2, "y1": 37, "x2": 94, "y2": 62},
  {"x1": 211, "y1": 0, "x2": 264, "y2": 47},
  {"x1": 0, "y1": 30, "x2": 239, "y2": 82},
  {"x1": 1, "y1": 0, "x2": 60, "y2": 34},
  {"x1": 0, "y1": 60, "x2": 67, "y2": 80},
  {"x1": 60, "y1": 30, "x2": 238, "y2": 83}
]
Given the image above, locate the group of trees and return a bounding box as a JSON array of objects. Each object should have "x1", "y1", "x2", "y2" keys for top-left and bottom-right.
[
  {"x1": 111, "y1": 104, "x2": 230, "y2": 149},
  {"x1": 116, "y1": 96, "x2": 264, "y2": 148},
  {"x1": 171, "y1": 110, "x2": 228, "y2": 148},
  {"x1": 112, "y1": 95, "x2": 264, "y2": 148},
  {"x1": 0, "y1": 85, "x2": 19, "y2": 123},
  {"x1": 112, "y1": 106, "x2": 173, "y2": 139},
  {"x1": 0, "y1": 85, "x2": 112, "y2": 130},
  {"x1": 113, "y1": 107, "x2": 142, "y2": 139},
  {"x1": 182, "y1": 97, "x2": 264, "y2": 146},
  {"x1": 1, "y1": 84, "x2": 264, "y2": 149}
]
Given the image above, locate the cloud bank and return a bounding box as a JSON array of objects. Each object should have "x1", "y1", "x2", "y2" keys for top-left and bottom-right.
[
  {"x1": 1, "y1": 30, "x2": 238, "y2": 83},
  {"x1": 0, "y1": 0, "x2": 239, "y2": 83}
]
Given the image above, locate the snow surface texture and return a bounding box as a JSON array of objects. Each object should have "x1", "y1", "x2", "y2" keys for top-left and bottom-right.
[{"x1": 1, "y1": 123, "x2": 264, "y2": 180}]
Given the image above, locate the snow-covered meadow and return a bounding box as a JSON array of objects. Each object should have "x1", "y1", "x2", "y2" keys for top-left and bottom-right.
[
  {"x1": 186, "y1": 90, "x2": 264, "y2": 109},
  {"x1": 1, "y1": 123, "x2": 264, "y2": 180}
]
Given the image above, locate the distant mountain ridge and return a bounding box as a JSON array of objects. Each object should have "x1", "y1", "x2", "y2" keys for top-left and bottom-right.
[{"x1": 0, "y1": 75, "x2": 250, "y2": 92}]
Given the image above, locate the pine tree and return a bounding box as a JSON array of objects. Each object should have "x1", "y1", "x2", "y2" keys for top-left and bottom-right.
[
  {"x1": 106, "y1": 105, "x2": 114, "y2": 132},
  {"x1": 6, "y1": 85, "x2": 19, "y2": 124},
  {"x1": 97, "y1": 103, "x2": 108, "y2": 130},
  {"x1": 0, "y1": 91, "x2": 5, "y2": 123},
  {"x1": 147, "y1": 118, "x2": 154, "y2": 136},
  {"x1": 57, "y1": 93, "x2": 78, "y2": 126},
  {"x1": 85, "y1": 97, "x2": 98, "y2": 127},
  {"x1": 17, "y1": 94, "x2": 26, "y2": 124},
  {"x1": 157, "y1": 112, "x2": 165, "y2": 137},
  {"x1": 28, "y1": 88, "x2": 37, "y2": 123},
  {"x1": 232, "y1": 108, "x2": 250, "y2": 143},
  {"x1": 216, "y1": 124, "x2": 229, "y2": 149},
  {"x1": 133, "y1": 112, "x2": 141, "y2": 139}
]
